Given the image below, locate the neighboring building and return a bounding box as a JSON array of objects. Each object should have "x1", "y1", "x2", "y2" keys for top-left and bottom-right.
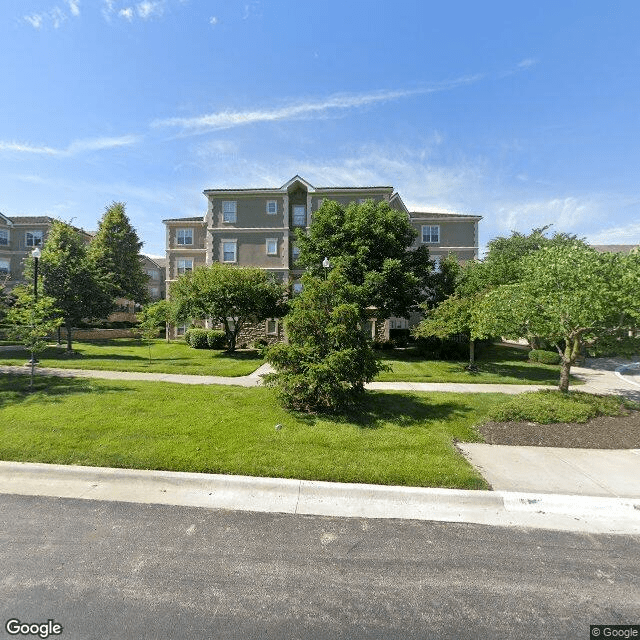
[
  {"x1": 0, "y1": 213, "x2": 93, "y2": 289},
  {"x1": 592, "y1": 244, "x2": 640, "y2": 254},
  {"x1": 110, "y1": 255, "x2": 167, "y2": 321},
  {"x1": 163, "y1": 175, "x2": 481, "y2": 340}
]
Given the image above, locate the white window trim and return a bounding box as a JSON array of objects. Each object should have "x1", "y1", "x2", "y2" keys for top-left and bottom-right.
[
  {"x1": 266, "y1": 200, "x2": 278, "y2": 215},
  {"x1": 266, "y1": 319, "x2": 278, "y2": 335},
  {"x1": 222, "y1": 240, "x2": 237, "y2": 263},
  {"x1": 292, "y1": 205, "x2": 306, "y2": 227},
  {"x1": 176, "y1": 258, "x2": 193, "y2": 275},
  {"x1": 177, "y1": 228, "x2": 193, "y2": 245},
  {"x1": 266, "y1": 238, "x2": 278, "y2": 256},
  {"x1": 421, "y1": 225, "x2": 440, "y2": 243},
  {"x1": 25, "y1": 230, "x2": 43, "y2": 247},
  {"x1": 176, "y1": 323, "x2": 187, "y2": 336},
  {"x1": 222, "y1": 201, "x2": 237, "y2": 223},
  {"x1": 0, "y1": 229, "x2": 9, "y2": 245}
]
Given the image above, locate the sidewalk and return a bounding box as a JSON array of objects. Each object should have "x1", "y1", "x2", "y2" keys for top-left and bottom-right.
[{"x1": 1, "y1": 357, "x2": 639, "y2": 534}]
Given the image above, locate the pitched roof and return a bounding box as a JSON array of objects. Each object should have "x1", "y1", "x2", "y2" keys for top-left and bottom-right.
[
  {"x1": 592, "y1": 244, "x2": 639, "y2": 254},
  {"x1": 410, "y1": 211, "x2": 483, "y2": 221},
  {"x1": 162, "y1": 216, "x2": 205, "y2": 223}
]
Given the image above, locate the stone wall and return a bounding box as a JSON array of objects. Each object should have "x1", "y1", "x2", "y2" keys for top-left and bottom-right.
[{"x1": 56, "y1": 328, "x2": 161, "y2": 340}]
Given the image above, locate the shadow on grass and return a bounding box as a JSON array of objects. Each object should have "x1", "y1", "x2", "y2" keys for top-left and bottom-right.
[
  {"x1": 294, "y1": 391, "x2": 478, "y2": 430},
  {"x1": 0, "y1": 374, "x2": 129, "y2": 409}
]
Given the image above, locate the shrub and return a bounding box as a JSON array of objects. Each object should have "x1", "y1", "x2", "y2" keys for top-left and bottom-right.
[
  {"x1": 206, "y1": 330, "x2": 227, "y2": 349},
  {"x1": 585, "y1": 331, "x2": 640, "y2": 358},
  {"x1": 487, "y1": 390, "x2": 632, "y2": 424},
  {"x1": 372, "y1": 339, "x2": 395, "y2": 351},
  {"x1": 528, "y1": 349, "x2": 561, "y2": 365},
  {"x1": 185, "y1": 328, "x2": 209, "y2": 349},
  {"x1": 389, "y1": 328, "x2": 410, "y2": 348},
  {"x1": 415, "y1": 335, "x2": 468, "y2": 360}
]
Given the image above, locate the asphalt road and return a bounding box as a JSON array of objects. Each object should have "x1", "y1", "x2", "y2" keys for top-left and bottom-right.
[{"x1": 1, "y1": 494, "x2": 638, "y2": 640}]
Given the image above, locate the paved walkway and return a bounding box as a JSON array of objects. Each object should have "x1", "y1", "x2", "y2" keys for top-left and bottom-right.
[{"x1": 1, "y1": 355, "x2": 639, "y2": 534}]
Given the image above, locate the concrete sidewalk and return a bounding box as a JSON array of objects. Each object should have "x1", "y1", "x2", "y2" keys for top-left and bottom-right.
[{"x1": 1, "y1": 461, "x2": 638, "y2": 535}]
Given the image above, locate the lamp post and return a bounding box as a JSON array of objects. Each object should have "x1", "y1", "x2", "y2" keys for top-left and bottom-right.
[
  {"x1": 322, "y1": 257, "x2": 331, "y2": 280},
  {"x1": 29, "y1": 246, "x2": 41, "y2": 368}
]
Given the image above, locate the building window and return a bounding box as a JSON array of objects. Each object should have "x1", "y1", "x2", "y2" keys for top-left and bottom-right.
[
  {"x1": 291, "y1": 245, "x2": 300, "y2": 262},
  {"x1": 422, "y1": 225, "x2": 440, "y2": 243},
  {"x1": 177, "y1": 259, "x2": 193, "y2": 275},
  {"x1": 177, "y1": 228, "x2": 193, "y2": 245},
  {"x1": 362, "y1": 320, "x2": 374, "y2": 338},
  {"x1": 176, "y1": 323, "x2": 187, "y2": 336},
  {"x1": 0, "y1": 230, "x2": 8, "y2": 246},
  {"x1": 292, "y1": 282, "x2": 303, "y2": 295},
  {"x1": 266, "y1": 200, "x2": 278, "y2": 215},
  {"x1": 266, "y1": 319, "x2": 278, "y2": 335},
  {"x1": 223, "y1": 241, "x2": 237, "y2": 263},
  {"x1": 223, "y1": 201, "x2": 237, "y2": 223},
  {"x1": 150, "y1": 286, "x2": 160, "y2": 298},
  {"x1": 292, "y1": 205, "x2": 306, "y2": 227},
  {"x1": 0, "y1": 259, "x2": 9, "y2": 275},
  {"x1": 146, "y1": 269, "x2": 159, "y2": 279},
  {"x1": 266, "y1": 238, "x2": 278, "y2": 256},
  {"x1": 25, "y1": 231, "x2": 43, "y2": 247}
]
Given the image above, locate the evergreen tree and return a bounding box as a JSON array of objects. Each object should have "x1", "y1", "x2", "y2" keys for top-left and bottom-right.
[{"x1": 89, "y1": 202, "x2": 148, "y2": 304}]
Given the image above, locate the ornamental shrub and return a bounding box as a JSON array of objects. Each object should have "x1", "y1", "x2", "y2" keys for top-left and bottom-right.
[
  {"x1": 206, "y1": 330, "x2": 227, "y2": 349},
  {"x1": 185, "y1": 328, "x2": 209, "y2": 349},
  {"x1": 528, "y1": 349, "x2": 561, "y2": 365}
]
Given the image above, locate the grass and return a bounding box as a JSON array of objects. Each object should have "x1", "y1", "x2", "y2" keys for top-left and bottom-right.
[
  {"x1": 375, "y1": 344, "x2": 580, "y2": 386},
  {"x1": 485, "y1": 389, "x2": 639, "y2": 424},
  {"x1": 0, "y1": 374, "x2": 509, "y2": 489},
  {"x1": 0, "y1": 339, "x2": 264, "y2": 377}
]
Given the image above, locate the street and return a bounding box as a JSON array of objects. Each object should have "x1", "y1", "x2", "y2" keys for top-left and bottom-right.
[{"x1": 1, "y1": 494, "x2": 638, "y2": 640}]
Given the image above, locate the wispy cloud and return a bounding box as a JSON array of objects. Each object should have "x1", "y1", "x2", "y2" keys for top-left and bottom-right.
[
  {"x1": 496, "y1": 196, "x2": 590, "y2": 232},
  {"x1": 119, "y1": 7, "x2": 134, "y2": 20},
  {"x1": 24, "y1": 1, "x2": 80, "y2": 29},
  {"x1": 517, "y1": 57, "x2": 538, "y2": 69},
  {"x1": 153, "y1": 77, "x2": 483, "y2": 133},
  {"x1": 209, "y1": 16, "x2": 218, "y2": 26},
  {"x1": 102, "y1": 0, "x2": 167, "y2": 21},
  {"x1": 0, "y1": 135, "x2": 141, "y2": 157},
  {"x1": 137, "y1": 1, "x2": 164, "y2": 19},
  {"x1": 587, "y1": 222, "x2": 640, "y2": 245}
]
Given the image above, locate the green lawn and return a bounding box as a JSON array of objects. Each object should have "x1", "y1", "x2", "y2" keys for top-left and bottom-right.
[
  {"x1": 0, "y1": 339, "x2": 264, "y2": 377},
  {"x1": 0, "y1": 374, "x2": 507, "y2": 489},
  {"x1": 375, "y1": 344, "x2": 578, "y2": 385}
]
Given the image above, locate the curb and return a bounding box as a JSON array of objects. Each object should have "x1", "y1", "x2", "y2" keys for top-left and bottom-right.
[
  {"x1": 1, "y1": 461, "x2": 638, "y2": 535},
  {"x1": 615, "y1": 362, "x2": 640, "y2": 388}
]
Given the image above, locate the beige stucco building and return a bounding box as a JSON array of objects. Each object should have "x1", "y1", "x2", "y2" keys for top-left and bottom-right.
[{"x1": 163, "y1": 175, "x2": 481, "y2": 340}]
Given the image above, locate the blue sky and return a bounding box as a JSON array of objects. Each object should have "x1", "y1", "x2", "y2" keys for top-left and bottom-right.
[{"x1": 2, "y1": 0, "x2": 639, "y2": 257}]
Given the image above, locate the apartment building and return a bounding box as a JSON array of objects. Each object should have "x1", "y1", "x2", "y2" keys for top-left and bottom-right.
[{"x1": 164, "y1": 175, "x2": 481, "y2": 339}]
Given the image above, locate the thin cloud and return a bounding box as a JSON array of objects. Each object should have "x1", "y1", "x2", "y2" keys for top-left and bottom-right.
[
  {"x1": 517, "y1": 58, "x2": 538, "y2": 69},
  {"x1": 587, "y1": 222, "x2": 640, "y2": 245},
  {"x1": 209, "y1": 16, "x2": 218, "y2": 26},
  {"x1": 24, "y1": 14, "x2": 45, "y2": 29},
  {"x1": 24, "y1": 1, "x2": 80, "y2": 29},
  {"x1": 137, "y1": 1, "x2": 164, "y2": 19},
  {"x1": 153, "y1": 77, "x2": 483, "y2": 132},
  {"x1": 119, "y1": 7, "x2": 134, "y2": 20},
  {"x1": 0, "y1": 135, "x2": 141, "y2": 157},
  {"x1": 67, "y1": 0, "x2": 81, "y2": 16}
]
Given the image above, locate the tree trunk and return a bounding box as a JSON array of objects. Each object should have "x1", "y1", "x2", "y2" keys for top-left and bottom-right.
[
  {"x1": 66, "y1": 322, "x2": 73, "y2": 352},
  {"x1": 559, "y1": 359, "x2": 571, "y2": 392},
  {"x1": 469, "y1": 338, "x2": 475, "y2": 365}
]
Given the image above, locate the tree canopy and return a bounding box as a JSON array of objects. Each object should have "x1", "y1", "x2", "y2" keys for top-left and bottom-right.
[
  {"x1": 170, "y1": 263, "x2": 287, "y2": 351},
  {"x1": 36, "y1": 221, "x2": 112, "y2": 351},
  {"x1": 89, "y1": 202, "x2": 148, "y2": 305},
  {"x1": 476, "y1": 243, "x2": 639, "y2": 391},
  {"x1": 295, "y1": 199, "x2": 434, "y2": 318}
]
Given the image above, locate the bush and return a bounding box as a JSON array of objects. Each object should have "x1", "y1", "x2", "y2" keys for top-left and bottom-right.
[
  {"x1": 372, "y1": 339, "x2": 395, "y2": 351},
  {"x1": 487, "y1": 390, "x2": 632, "y2": 424},
  {"x1": 415, "y1": 335, "x2": 468, "y2": 360},
  {"x1": 389, "y1": 328, "x2": 410, "y2": 348},
  {"x1": 528, "y1": 349, "x2": 561, "y2": 365},
  {"x1": 586, "y1": 331, "x2": 640, "y2": 357},
  {"x1": 206, "y1": 330, "x2": 227, "y2": 349},
  {"x1": 185, "y1": 328, "x2": 209, "y2": 349}
]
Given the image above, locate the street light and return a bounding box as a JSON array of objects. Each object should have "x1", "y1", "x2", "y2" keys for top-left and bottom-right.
[
  {"x1": 29, "y1": 246, "x2": 41, "y2": 367},
  {"x1": 322, "y1": 257, "x2": 330, "y2": 280}
]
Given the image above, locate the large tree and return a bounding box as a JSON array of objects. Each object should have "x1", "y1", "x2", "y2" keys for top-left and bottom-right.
[
  {"x1": 296, "y1": 199, "x2": 434, "y2": 319},
  {"x1": 476, "y1": 244, "x2": 639, "y2": 391},
  {"x1": 89, "y1": 202, "x2": 148, "y2": 305},
  {"x1": 37, "y1": 221, "x2": 112, "y2": 351},
  {"x1": 170, "y1": 264, "x2": 287, "y2": 351}
]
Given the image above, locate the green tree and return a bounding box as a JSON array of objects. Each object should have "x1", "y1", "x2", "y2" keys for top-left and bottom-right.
[
  {"x1": 6, "y1": 286, "x2": 62, "y2": 389},
  {"x1": 296, "y1": 199, "x2": 434, "y2": 318},
  {"x1": 89, "y1": 202, "x2": 148, "y2": 305},
  {"x1": 36, "y1": 221, "x2": 112, "y2": 351},
  {"x1": 476, "y1": 244, "x2": 638, "y2": 391},
  {"x1": 266, "y1": 273, "x2": 383, "y2": 412},
  {"x1": 170, "y1": 264, "x2": 287, "y2": 352},
  {"x1": 135, "y1": 301, "x2": 170, "y2": 363}
]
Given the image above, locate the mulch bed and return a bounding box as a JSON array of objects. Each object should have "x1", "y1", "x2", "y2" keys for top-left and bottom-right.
[{"x1": 476, "y1": 409, "x2": 640, "y2": 449}]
